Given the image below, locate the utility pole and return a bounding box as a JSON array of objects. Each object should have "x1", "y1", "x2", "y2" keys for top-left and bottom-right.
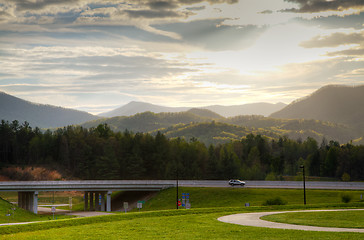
[
  {"x1": 176, "y1": 163, "x2": 179, "y2": 209},
  {"x1": 300, "y1": 165, "x2": 306, "y2": 205}
]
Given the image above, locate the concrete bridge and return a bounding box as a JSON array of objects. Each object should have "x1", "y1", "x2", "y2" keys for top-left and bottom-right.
[
  {"x1": 0, "y1": 180, "x2": 175, "y2": 214},
  {"x1": 1, "y1": 180, "x2": 363, "y2": 214}
]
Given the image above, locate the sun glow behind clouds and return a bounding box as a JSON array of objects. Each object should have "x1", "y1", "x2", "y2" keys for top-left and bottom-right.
[
  {"x1": 188, "y1": 22, "x2": 345, "y2": 77},
  {"x1": 1, "y1": 0, "x2": 364, "y2": 113}
]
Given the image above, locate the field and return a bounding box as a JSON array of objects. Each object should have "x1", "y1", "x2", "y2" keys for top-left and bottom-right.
[
  {"x1": 261, "y1": 210, "x2": 364, "y2": 228},
  {"x1": 0, "y1": 187, "x2": 363, "y2": 239}
]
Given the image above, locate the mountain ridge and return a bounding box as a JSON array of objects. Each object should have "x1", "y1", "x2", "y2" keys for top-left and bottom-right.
[
  {"x1": 99, "y1": 101, "x2": 287, "y2": 118},
  {"x1": 270, "y1": 85, "x2": 364, "y2": 134},
  {"x1": 0, "y1": 92, "x2": 99, "y2": 128},
  {"x1": 82, "y1": 110, "x2": 359, "y2": 145}
]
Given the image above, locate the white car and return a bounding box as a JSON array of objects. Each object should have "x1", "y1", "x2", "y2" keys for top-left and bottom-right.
[{"x1": 229, "y1": 179, "x2": 245, "y2": 186}]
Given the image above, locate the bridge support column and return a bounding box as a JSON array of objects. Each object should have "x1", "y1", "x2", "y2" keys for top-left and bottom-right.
[
  {"x1": 90, "y1": 192, "x2": 94, "y2": 211},
  {"x1": 84, "y1": 192, "x2": 89, "y2": 211},
  {"x1": 101, "y1": 192, "x2": 105, "y2": 211},
  {"x1": 95, "y1": 192, "x2": 101, "y2": 211},
  {"x1": 106, "y1": 191, "x2": 112, "y2": 212},
  {"x1": 17, "y1": 191, "x2": 38, "y2": 214},
  {"x1": 18, "y1": 192, "x2": 24, "y2": 209},
  {"x1": 32, "y1": 191, "x2": 38, "y2": 214}
]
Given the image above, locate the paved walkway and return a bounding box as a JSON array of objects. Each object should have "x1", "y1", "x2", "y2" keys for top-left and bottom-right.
[{"x1": 218, "y1": 209, "x2": 364, "y2": 233}]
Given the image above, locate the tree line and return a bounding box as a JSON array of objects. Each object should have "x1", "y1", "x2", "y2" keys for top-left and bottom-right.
[{"x1": 0, "y1": 120, "x2": 363, "y2": 181}]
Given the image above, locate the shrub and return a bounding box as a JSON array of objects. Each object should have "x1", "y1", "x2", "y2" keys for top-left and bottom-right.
[
  {"x1": 265, "y1": 172, "x2": 278, "y2": 181},
  {"x1": 263, "y1": 197, "x2": 287, "y2": 206},
  {"x1": 341, "y1": 172, "x2": 350, "y2": 182},
  {"x1": 341, "y1": 193, "x2": 353, "y2": 203}
]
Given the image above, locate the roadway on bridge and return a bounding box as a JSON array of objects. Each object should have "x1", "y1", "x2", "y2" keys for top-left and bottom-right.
[
  {"x1": 179, "y1": 180, "x2": 364, "y2": 190},
  {"x1": 0, "y1": 180, "x2": 363, "y2": 192}
]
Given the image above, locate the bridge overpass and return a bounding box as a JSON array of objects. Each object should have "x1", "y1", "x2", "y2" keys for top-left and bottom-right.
[
  {"x1": 0, "y1": 180, "x2": 363, "y2": 214},
  {"x1": 0, "y1": 180, "x2": 175, "y2": 214}
]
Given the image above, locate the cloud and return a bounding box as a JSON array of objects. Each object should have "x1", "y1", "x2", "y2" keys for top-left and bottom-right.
[
  {"x1": 1, "y1": 0, "x2": 241, "y2": 41},
  {"x1": 294, "y1": 11, "x2": 364, "y2": 29},
  {"x1": 327, "y1": 48, "x2": 364, "y2": 56},
  {"x1": 154, "y1": 19, "x2": 268, "y2": 51},
  {"x1": 185, "y1": 6, "x2": 206, "y2": 11},
  {"x1": 123, "y1": 9, "x2": 186, "y2": 19},
  {"x1": 258, "y1": 10, "x2": 273, "y2": 14},
  {"x1": 299, "y1": 31, "x2": 364, "y2": 57},
  {"x1": 148, "y1": 1, "x2": 180, "y2": 10},
  {"x1": 12, "y1": 0, "x2": 79, "y2": 11},
  {"x1": 300, "y1": 31, "x2": 364, "y2": 48},
  {"x1": 281, "y1": 0, "x2": 364, "y2": 13}
]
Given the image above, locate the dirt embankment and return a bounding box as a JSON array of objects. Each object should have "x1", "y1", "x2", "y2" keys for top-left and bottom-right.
[
  {"x1": 0, "y1": 166, "x2": 63, "y2": 181},
  {"x1": 111, "y1": 191, "x2": 158, "y2": 211}
]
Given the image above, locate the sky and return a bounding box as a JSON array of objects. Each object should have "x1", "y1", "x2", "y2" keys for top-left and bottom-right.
[{"x1": 0, "y1": 0, "x2": 364, "y2": 115}]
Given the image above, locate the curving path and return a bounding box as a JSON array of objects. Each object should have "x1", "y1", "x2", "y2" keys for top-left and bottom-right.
[{"x1": 218, "y1": 209, "x2": 364, "y2": 233}]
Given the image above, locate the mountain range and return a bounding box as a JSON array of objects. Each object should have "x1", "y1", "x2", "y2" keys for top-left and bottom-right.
[
  {"x1": 83, "y1": 108, "x2": 358, "y2": 145},
  {"x1": 0, "y1": 92, "x2": 99, "y2": 128},
  {"x1": 100, "y1": 101, "x2": 287, "y2": 118},
  {"x1": 0, "y1": 84, "x2": 363, "y2": 145},
  {"x1": 270, "y1": 85, "x2": 364, "y2": 135},
  {"x1": 0, "y1": 92, "x2": 287, "y2": 128}
]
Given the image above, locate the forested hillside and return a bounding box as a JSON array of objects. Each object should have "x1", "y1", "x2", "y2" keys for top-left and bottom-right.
[
  {"x1": 202, "y1": 102, "x2": 286, "y2": 117},
  {"x1": 0, "y1": 92, "x2": 99, "y2": 128},
  {"x1": 83, "y1": 109, "x2": 223, "y2": 133},
  {"x1": 99, "y1": 101, "x2": 286, "y2": 118},
  {"x1": 270, "y1": 85, "x2": 364, "y2": 133},
  {"x1": 1, "y1": 120, "x2": 363, "y2": 181},
  {"x1": 82, "y1": 111, "x2": 359, "y2": 145}
]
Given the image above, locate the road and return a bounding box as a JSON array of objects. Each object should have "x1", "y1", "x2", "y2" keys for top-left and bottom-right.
[
  {"x1": 178, "y1": 180, "x2": 364, "y2": 190},
  {"x1": 218, "y1": 209, "x2": 364, "y2": 232}
]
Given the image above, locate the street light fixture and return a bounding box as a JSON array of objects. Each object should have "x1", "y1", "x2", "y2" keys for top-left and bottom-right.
[
  {"x1": 176, "y1": 161, "x2": 179, "y2": 209},
  {"x1": 300, "y1": 165, "x2": 306, "y2": 205}
]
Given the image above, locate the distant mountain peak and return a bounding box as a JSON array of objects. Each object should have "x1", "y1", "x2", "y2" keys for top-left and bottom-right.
[
  {"x1": 99, "y1": 101, "x2": 287, "y2": 118},
  {"x1": 270, "y1": 84, "x2": 364, "y2": 133},
  {"x1": 0, "y1": 91, "x2": 99, "y2": 128}
]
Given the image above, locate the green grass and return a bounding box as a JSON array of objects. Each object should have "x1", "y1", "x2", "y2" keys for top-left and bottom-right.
[
  {"x1": 0, "y1": 208, "x2": 363, "y2": 239},
  {"x1": 142, "y1": 187, "x2": 364, "y2": 211},
  {"x1": 0, "y1": 187, "x2": 363, "y2": 239},
  {"x1": 0, "y1": 191, "x2": 84, "y2": 205},
  {"x1": 0, "y1": 198, "x2": 74, "y2": 224},
  {"x1": 261, "y1": 210, "x2": 364, "y2": 228}
]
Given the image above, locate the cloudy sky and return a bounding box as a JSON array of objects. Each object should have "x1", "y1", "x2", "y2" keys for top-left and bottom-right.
[{"x1": 1, "y1": 0, "x2": 364, "y2": 114}]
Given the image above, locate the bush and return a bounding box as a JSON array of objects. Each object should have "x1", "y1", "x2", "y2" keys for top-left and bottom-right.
[
  {"x1": 341, "y1": 172, "x2": 350, "y2": 182},
  {"x1": 265, "y1": 172, "x2": 278, "y2": 181},
  {"x1": 263, "y1": 197, "x2": 287, "y2": 206},
  {"x1": 341, "y1": 193, "x2": 353, "y2": 203}
]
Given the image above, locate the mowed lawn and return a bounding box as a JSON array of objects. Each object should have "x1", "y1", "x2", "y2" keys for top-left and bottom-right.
[
  {"x1": 261, "y1": 210, "x2": 364, "y2": 228},
  {"x1": 0, "y1": 187, "x2": 363, "y2": 239},
  {"x1": 143, "y1": 187, "x2": 364, "y2": 210},
  {"x1": 1, "y1": 210, "x2": 363, "y2": 240}
]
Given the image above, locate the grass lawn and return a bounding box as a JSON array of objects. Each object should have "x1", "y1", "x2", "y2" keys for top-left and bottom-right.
[
  {"x1": 261, "y1": 210, "x2": 364, "y2": 228},
  {"x1": 0, "y1": 208, "x2": 363, "y2": 239},
  {"x1": 0, "y1": 198, "x2": 74, "y2": 224},
  {"x1": 142, "y1": 187, "x2": 364, "y2": 210},
  {"x1": 0, "y1": 187, "x2": 363, "y2": 239}
]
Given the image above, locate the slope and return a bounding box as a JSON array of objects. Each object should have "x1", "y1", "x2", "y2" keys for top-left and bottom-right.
[
  {"x1": 100, "y1": 101, "x2": 287, "y2": 118},
  {"x1": 202, "y1": 102, "x2": 286, "y2": 117},
  {"x1": 83, "y1": 109, "x2": 222, "y2": 133},
  {"x1": 99, "y1": 101, "x2": 189, "y2": 117},
  {"x1": 83, "y1": 110, "x2": 358, "y2": 145},
  {"x1": 270, "y1": 85, "x2": 364, "y2": 133},
  {"x1": 0, "y1": 92, "x2": 99, "y2": 128}
]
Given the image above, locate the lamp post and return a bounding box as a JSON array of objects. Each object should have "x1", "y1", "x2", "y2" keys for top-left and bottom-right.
[
  {"x1": 176, "y1": 162, "x2": 179, "y2": 209},
  {"x1": 300, "y1": 165, "x2": 306, "y2": 205}
]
